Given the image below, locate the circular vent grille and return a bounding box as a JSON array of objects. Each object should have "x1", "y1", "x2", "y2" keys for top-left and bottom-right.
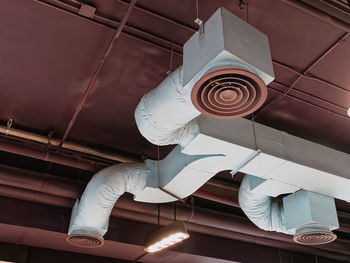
[
  {"x1": 191, "y1": 69, "x2": 267, "y2": 119},
  {"x1": 67, "y1": 234, "x2": 104, "y2": 248},
  {"x1": 294, "y1": 231, "x2": 337, "y2": 245}
]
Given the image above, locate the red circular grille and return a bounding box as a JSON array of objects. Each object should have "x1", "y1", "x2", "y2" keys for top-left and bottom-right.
[
  {"x1": 293, "y1": 231, "x2": 337, "y2": 245},
  {"x1": 191, "y1": 69, "x2": 267, "y2": 119},
  {"x1": 66, "y1": 234, "x2": 104, "y2": 248}
]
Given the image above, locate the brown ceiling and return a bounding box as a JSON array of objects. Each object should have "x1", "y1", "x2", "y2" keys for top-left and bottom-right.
[
  {"x1": 0, "y1": 0, "x2": 349, "y2": 159},
  {"x1": 0, "y1": 0, "x2": 350, "y2": 262}
]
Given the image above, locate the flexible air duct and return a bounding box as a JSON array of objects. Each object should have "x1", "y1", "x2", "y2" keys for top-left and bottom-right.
[
  {"x1": 239, "y1": 175, "x2": 339, "y2": 245},
  {"x1": 67, "y1": 162, "x2": 150, "y2": 247},
  {"x1": 238, "y1": 174, "x2": 291, "y2": 234},
  {"x1": 134, "y1": 67, "x2": 200, "y2": 146},
  {"x1": 67, "y1": 7, "x2": 277, "y2": 248},
  {"x1": 135, "y1": 8, "x2": 274, "y2": 147}
]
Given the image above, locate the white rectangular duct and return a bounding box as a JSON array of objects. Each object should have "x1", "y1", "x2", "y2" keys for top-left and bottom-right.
[
  {"x1": 135, "y1": 116, "x2": 350, "y2": 203},
  {"x1": 196, "y1": 115, "x2": 350, "y2": 202},
  {"x1": 134, "y1": 7, "x2": 349, "y2": 205}
]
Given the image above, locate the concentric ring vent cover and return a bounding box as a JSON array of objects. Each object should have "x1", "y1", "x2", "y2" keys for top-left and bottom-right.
[
  {"x1": 293, "y1": 230, "x2": 337, "y2": 245},
  {"x1": 191, "y1": 69, "x2": 267, "y2": 119},
  {"x1": 66, "y1": 233, "x2": 104, "y2": 248}
]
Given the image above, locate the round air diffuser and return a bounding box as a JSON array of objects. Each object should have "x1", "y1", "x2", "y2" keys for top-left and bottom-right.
[
  {"x1": 293, "y1": 226, "x2": 337, "y2": 245},
  {"x1": 66, "y1": 232, "x2": 104, "y2": 248},
  {"x1": 191, "y1": 69, "x2": 267, "y2": 119}
]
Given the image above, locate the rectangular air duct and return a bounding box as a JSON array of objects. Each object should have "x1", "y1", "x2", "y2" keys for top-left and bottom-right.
[
  {"x1": 136, "y1": 116, "x2": 350, "y2": 203},
  {"x1": 195, "y1": 116, "x2": 350, "y2": 202}
]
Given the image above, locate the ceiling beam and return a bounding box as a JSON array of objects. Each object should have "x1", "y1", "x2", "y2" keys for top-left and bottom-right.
[
  {"x1": 58, "y1": 0, "x2": 138, "y2": 146},
  {"x1": 35, "y1": 0, "x2": 350, "y2": 121},
  {"x1": 255, "y1": 32, "x2": 349, "y2": 117}
]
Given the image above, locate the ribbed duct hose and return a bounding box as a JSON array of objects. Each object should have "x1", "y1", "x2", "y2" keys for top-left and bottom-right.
[
  {"x1": 67, "y1": 162, "x2": 150, "y2": 247},
  {"x1": 135, "y1": 66, "x2": 200, "y2": 146},
  {"x1": 238, "y1": 175, "x2": 293, "y2": 235}
]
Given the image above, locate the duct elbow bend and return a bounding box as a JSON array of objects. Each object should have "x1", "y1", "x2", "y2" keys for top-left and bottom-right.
[
  {"x1": 238, "y1": 175, "x2": 291, "y2": 235},
  {"x1": 134, "y1": 66, "x2": 200, "y2": 146},
  {"x1": 67, "y1": 162, "x2": 150, "y2": 247}
]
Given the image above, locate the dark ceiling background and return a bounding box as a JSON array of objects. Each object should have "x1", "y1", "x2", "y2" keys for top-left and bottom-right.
[
  {"x1": 0, "y1": 1, "x2": 350, "y2": 262},
  {"x1": 0, "y1": 0, "x2": 349, "y2": 160}
]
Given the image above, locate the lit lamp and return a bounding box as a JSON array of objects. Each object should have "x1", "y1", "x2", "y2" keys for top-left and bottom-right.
[{"x1": 144, "y1": 221, "x2": 190, "y2": 253}]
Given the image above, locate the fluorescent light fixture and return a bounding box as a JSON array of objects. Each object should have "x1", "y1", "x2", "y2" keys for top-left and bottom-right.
[
  {"x1": 144, "y1": 221, "x2": 190, "y2": 253},
  {"x1": 347, "y1": 107, "x2": 350, "y2": 117},
  {"x1": 0, "y1": 261, "x2": 15, "y2": 263}
]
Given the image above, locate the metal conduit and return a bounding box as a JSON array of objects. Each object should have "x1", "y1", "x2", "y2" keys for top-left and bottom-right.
[{"x1": 0, "y1": 125, "x2": 138, "y2": 166}]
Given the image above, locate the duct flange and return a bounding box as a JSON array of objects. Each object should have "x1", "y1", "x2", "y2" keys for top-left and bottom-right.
[
  {"x1": 191, "y1": 69, "x2": 267, "y2": 118},
  {"x1": 66, "y1": 230, "x2": 104, "y2": 248},
  {"x1": 293, "y1": 225, "x2": 337, "y2": 245}
]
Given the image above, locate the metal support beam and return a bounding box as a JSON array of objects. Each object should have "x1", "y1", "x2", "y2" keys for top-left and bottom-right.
[
  {"x1": 59, "y1": 0, "x2": 138, "y2": 146},
  {"x1": 256, "y1": 33, "x2": 349, "y2": 117},
  {"x1": 0, "y1": 125, "x2": 139, "y2": 166},
  {"x1": 281, "y1": 0, "x2": 350, "y2": 32},
  {"x1": 37, "y1": 0, "x2": 349, "y2": 120}
]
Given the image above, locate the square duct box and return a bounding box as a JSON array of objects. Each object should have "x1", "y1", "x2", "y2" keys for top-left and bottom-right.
[
  {"x1": 183, "y1": 7, "x2": 274, "y2": 86},
  {"x1": 283, "y1": 190, "x2": 339, "y2": 245}
]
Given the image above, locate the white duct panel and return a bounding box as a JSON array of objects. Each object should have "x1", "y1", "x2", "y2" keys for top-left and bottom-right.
[
  {"x1": 250, "y1": 178, "x2": 301, "y2": 198},
  {"x1": 162, "y1": 167, "x2": 215, "y2": 198},
  {"x1": 240, "y1": 153, "x2": 285, "y2": 178},
  {"x1": 134, "y1": 146, "x2": 218, "y2": 203},
  {"x1": 182, "y1": 134, "x2": 255, "y2": 173},
  {"x1": 197, "y1": 115, "x2": 350, "y2": 202},
  {"x1": 134, "y1": 165, "x2": 215, "y2": 203},
  {"x1": 267, "y1": 162, "x2": 350, "y2": 201},
  {"x1": 183, "y1": 7, "x2": 274, "y2": 86},
  {"x1": 282, "y1": 131, "x2": 350, "y2": 180},
  {"x1": 134, "y1": 132, "x2": 255, "y2": 203},
  {"x1": 134, "y1": 187, "x2": 176, "y2": 203}
]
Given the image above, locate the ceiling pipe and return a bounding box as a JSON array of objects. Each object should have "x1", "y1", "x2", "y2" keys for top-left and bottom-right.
[
  {"x1": 113, "y1": 206, "x2": 350, "y2": 261},
  {"x1": 281, "y1": 0, "x2": 350, "y2": 32},
  {"x1": 1, "y1": 163, "x2": 349, "y2": 234},
  {"x1": 0, "y1": 184, "x2": 75, "y2": 208},
  {"x1": 0, "y1": 137, "x2": 103, "y2": 171},
  {"x1": 0, "y1": 125, "x2": 138, "y2": 165},
  {"x1": 194, "y1": 188, "x2": 239, "y2": 208},
  {"x1": 1, "y1": 187, "x2": 349, "y2": 261},
  {"x1": 0, "y1": 165, "x2": 350, "y2": 260},
  {"x1": 2, "y1": 186, "x2": 350, "y2": 261}
]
